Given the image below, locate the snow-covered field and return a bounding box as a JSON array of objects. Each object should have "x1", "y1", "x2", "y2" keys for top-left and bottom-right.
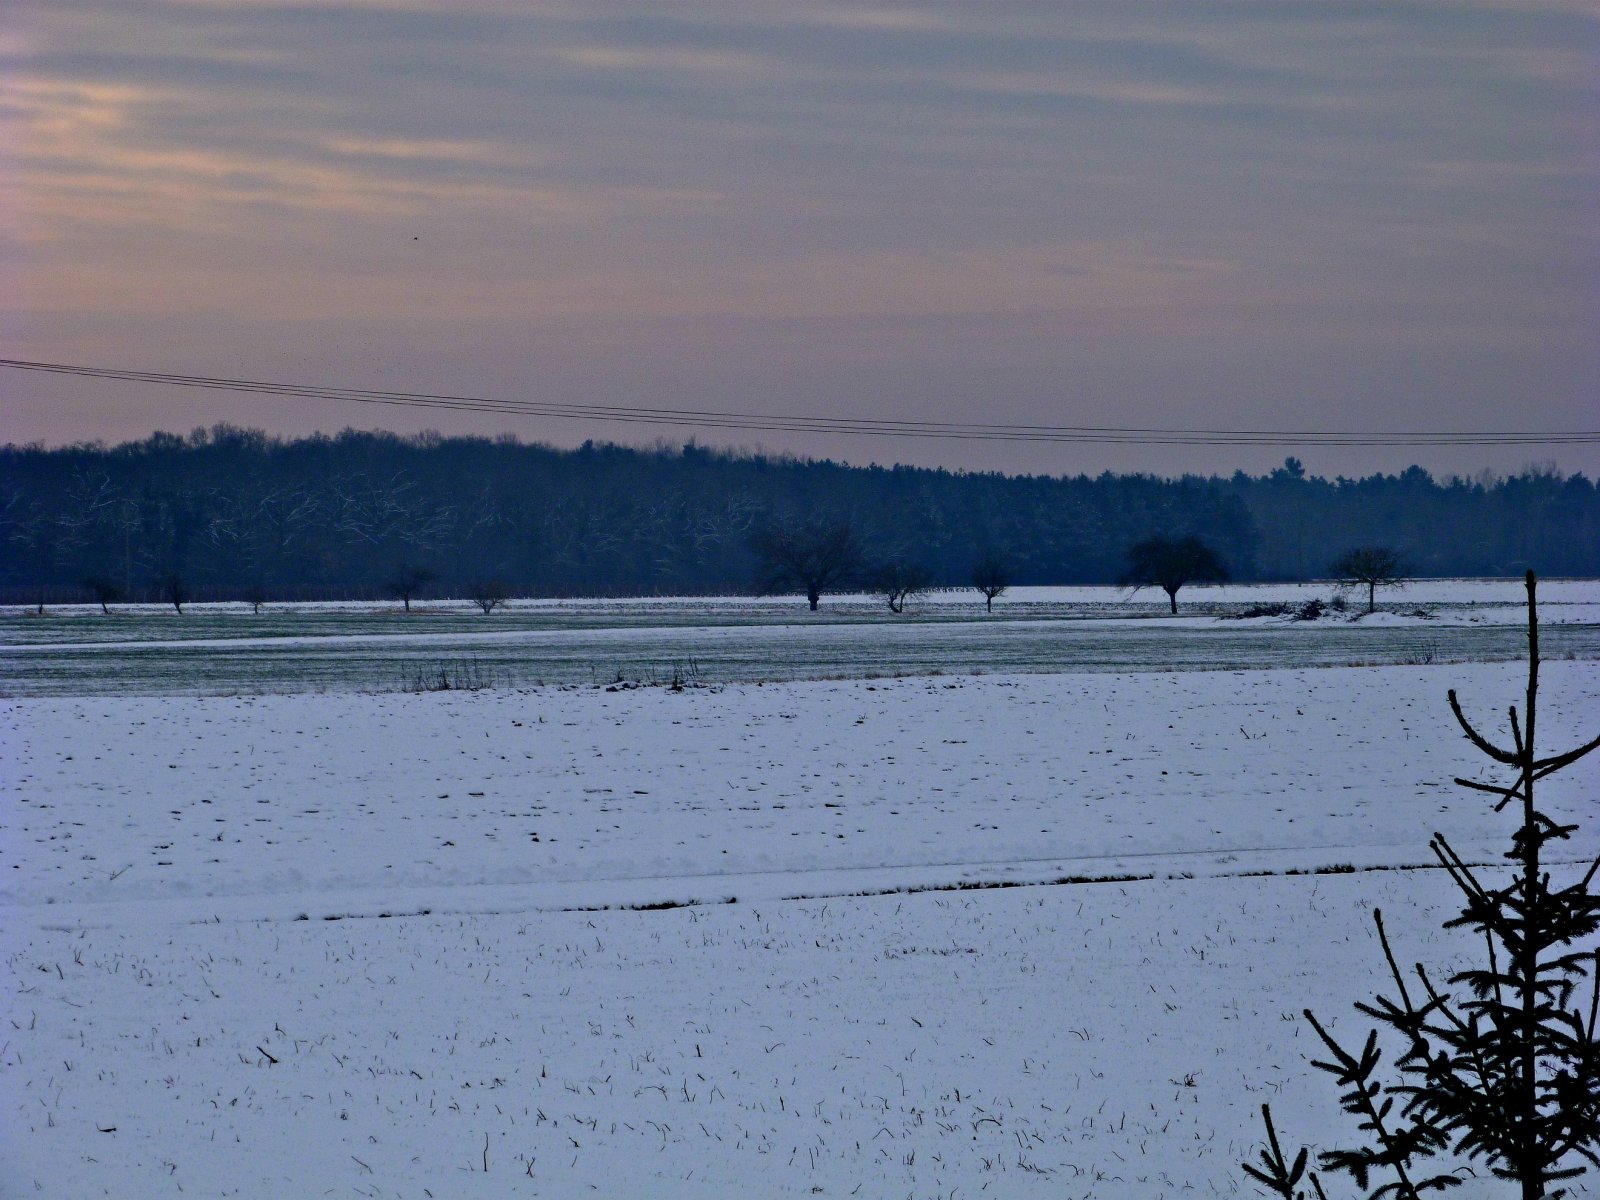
[
  {"x1": 5, "y1": 579, "x2": 1599, "y2": 696},
  {"x1": 4, "y1": 648, "x2": 1597, "y2": 1196}
]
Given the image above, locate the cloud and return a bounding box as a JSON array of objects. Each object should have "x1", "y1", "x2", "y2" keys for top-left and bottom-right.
[
  {"x1": 319, "y1": 137, "x2": 538, "y2": 166},
  {"x1": 4, "y1": 0, "x2": 1595, "y2": 473},
  {"x1": 4, "y1": 70, "x2": 730, "y2": 247},
  {"x1": 955, "y1": 73, "x2": 1224, "y2": 108},
  {"x1": 549, "y1": 44, "x2": 787, "y2": 81}
]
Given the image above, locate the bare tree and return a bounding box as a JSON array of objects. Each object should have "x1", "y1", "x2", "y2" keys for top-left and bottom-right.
[
  {"x1": 163, "y1": 571, "x2": 190, "y2": 614},
  {"x1": 1120, "y1": 535, "x2": 1229, "y2": 614},
  {"x1": 243, "y1": 582, "x2": 268, "y2": 615},
  {"x1": 244, "y1": 485, "x2": 320, "y2": 583},
  {"x1": 971, "y1": 548, "x2": 1010, "y2": 613},
  {"x1": 1330, "y1": 545, "x2": 1406, "y2": 614},
  {"x1": 469, "y1": 579, "x2": 509, "y2": 614},
  {"x1": 335, "y1": 474, "x2": 452, "y2": 560},
  {"x1": 82, "y1": 575, "x2": 121, "y2": 615},
  {"x1": 451, "y1": 485, "x2": 509, "y2": 581},
  {"x1": 106, "y1": 493, "x2": 142, "y2": 596},
  {"x1": 199, "y1": 491, "x2": 246, "y2": 568},
  {"x1": 870, "y1": 559, "x2": 932, "y2": 614},
  {"x1": 751, "y1": 518, "x2": 864, "y2": 611},
  {"x1": 66, "y1": 470, "x2": 121, "y2": 552},
  {"x1": 384, "y1": 563, "x2": 436, "y2": 612},
  {"x1": 6, "y1": 487, "x2": 87, "y2": 614}
]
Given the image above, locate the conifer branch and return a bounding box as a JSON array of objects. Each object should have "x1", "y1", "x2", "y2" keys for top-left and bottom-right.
[
  {"x1": 1446, "y1": 690, "x2": 1517, "y2": 765},
  {"x1": 1453, "y1": 776, "x2": 1519, "y2": 802},
  {"x1": 1531, "y1": 732, "x2": 1600, "y2": 778}
]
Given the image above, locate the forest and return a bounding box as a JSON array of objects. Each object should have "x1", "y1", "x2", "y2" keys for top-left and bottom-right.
[{"x1": 3, "y1": 426, "x2": 1597, "y2": 603}]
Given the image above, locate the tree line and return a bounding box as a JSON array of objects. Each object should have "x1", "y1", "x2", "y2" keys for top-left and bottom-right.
[{"x1": 3, "y1": 427, "x2": 1596, "y2": 606}]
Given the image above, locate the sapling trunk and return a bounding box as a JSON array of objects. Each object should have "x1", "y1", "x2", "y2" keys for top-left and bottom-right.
[{"x1": 1518, "y1": 574, "x2": 1540, "y2": 1200}]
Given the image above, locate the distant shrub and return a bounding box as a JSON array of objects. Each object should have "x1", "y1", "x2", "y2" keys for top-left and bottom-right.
[
  {"x1": 400, "y1": 658, "x2": 511, "y2": 692},
  {"x1": 1234, "y1": 601, "x2": 1291, "y2": 619}
]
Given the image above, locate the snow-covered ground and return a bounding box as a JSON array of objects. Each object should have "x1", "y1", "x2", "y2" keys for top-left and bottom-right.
[
  {"x1": 4, "y1": 658, "x2": 1597, "y2": 1197},
  {"x1": 4, "y1": 579, "x2": 1597, "y2": 696},
  {"x1": 7, "y1": 578, "x2": 1600, "y2": 640},
  {"x1": 9, "y1": 576, "x2": 1599, "y2": 622}
]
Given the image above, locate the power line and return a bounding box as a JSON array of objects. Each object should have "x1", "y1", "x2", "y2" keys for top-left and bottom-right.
[{"x1": 4, "y1": 357, "x2": 1596, "y2": 447}]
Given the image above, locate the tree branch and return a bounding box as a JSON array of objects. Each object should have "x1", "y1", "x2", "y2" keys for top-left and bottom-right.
[{"x1": 1447, "y1": 690, "x2": 1518, "y2": 765}]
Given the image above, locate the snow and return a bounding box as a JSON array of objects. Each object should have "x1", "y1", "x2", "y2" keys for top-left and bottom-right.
[
  {"x1": 9, "y1": 575, "x2": 1599, "y2": 624},
  {"x1": 4, "y1": 645, "x2": 1598, "y2": 1197},
  {"x1": 5, "y1": 869, "x2": 1516, "y2": 1199},
  {"x1": 6, "y1": 666, "x2": 1598, "y2": 915},
  {"x1": 4, "y1": 580, "x2": 1598, "y2": 697}
]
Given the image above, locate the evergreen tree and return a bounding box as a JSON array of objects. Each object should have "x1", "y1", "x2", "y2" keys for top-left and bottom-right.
[{"x1": 1245, "y1": 573, "x2": 1600, "y2": 1199}]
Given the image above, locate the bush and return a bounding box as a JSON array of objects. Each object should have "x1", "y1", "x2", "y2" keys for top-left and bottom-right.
[
  {"x1": 1234, "y1": 601, "x2": 1292, "y2": 619},
  {"x1": 400, "y1": 658, "x2": 511, "y2": 692}
]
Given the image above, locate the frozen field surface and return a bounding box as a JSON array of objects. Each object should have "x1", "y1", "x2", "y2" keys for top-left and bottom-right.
[
  {"x1": 6, "y1": 665, "x2": 1600, "y2": 913},
  {"x1": 3, "y1": 659, "x2": 1597, "y2": 1197},
  {"x1": 4, "y1": 579, "x2": 1597, "y2": 696}
]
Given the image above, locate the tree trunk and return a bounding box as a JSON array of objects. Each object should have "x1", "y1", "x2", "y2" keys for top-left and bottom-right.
[
  {"x1": 1367, "y1": 581, "x2": 1376, "y2": 613},
  {"x1": 808, "y1": 590, "x2": 819, "y2": 611},
  {"x1": 1166, "y1": 587, "x2": 1178, "y2": 614},
  {"x1": 1518, "y1": 572, "x2": 1540, "y2": 1200}
]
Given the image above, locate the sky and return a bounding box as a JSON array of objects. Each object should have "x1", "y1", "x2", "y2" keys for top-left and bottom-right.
[{"x1": 2, "y1": 0, "x2": 1597, "y2": 479}]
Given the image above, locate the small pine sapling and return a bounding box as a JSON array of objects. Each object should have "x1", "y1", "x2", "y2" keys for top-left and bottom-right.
[{"x1": 1245, "y1": 572, "x2": 1600, "y2": 1200}]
